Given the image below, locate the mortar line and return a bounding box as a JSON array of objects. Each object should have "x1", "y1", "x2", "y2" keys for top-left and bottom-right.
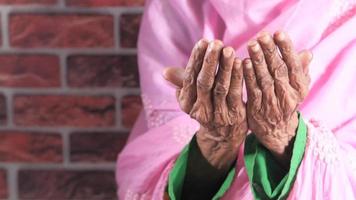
[
  {"x1": 1, "y1": 8, "x2": 10, "y2": 49},
  {"x1": 113, "y1": 12, "x2": 121, "y2": 50},
  {"x1": 4, "y1": 91, "x2": 13, "y2": 127},
  {"x1": 59, "y1": 53, "x2": 68, "y2": 88},
  {"x1": 7, "y1": 166, "x2": 18, "y2": 200},
  {"x1": 61, "y1": 131, "x2": 71, "y2": 166},
  {"x1": 58, "y1": 0, "x2": 66, "y2": 8}
]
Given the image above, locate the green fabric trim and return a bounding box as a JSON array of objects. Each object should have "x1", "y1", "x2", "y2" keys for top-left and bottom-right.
[
  {"x1": 212, "y1": 168, "x2": 235, "y2": 200},
  {"x1": 168, "y1": 144, "x2": 189, "y2": 200},
  {"x1": 244, "y1": 114, "x2": 307, "y2": 200},
  {"x1": 168, "y1": 137, "x2": 236, "y2": 200}
]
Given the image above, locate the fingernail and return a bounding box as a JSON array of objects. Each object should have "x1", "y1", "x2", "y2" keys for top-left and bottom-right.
[
  {"x1": 244, "y1": 59, "x2": 252, "y2": 68},
  {"x1": 259, "y1": 34, "x2": 271, "y2": 43},
  {"x1": 248, "y1": 40, "x2": 260, "y2": 52},
  {"x1": 251, "y1": 43, "x2": 260, "y2": 52},
  {"x1": 197, "y1": 38, "x2": 208, "y2": 48},
  {"x1": 277, "y1": 32, "x2": 285, "y2": 40},
  {"x1": 248, "y1": 40, "x2": 257, "y2": 46},
  {"x1": 213, "y1": 40, "x2": 223, "y2": 47},
  {"x1": 223, "y1": 47, "x2": 233, "y2": 57},
  {"x1": 257, "y1": 30, "x2": 269, "y2": 38}
]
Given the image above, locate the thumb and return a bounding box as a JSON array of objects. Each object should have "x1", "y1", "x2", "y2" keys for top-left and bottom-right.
[
  {"x1": 298, "y1": 50, "x2": 313, "y2": 74},
  {"x1": 162, "y1": 67, "x2": 185, "y2": 88}
]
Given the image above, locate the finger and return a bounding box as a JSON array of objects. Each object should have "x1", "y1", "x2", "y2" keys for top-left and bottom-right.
[
  {"x1": 163, "y1": 67, "x2": 185, "y2": 88},
  {"x1": 191, "y1": 40, "x2": 224, "y2": 124},
  {"x1": 247, "y1": 40, "x2": 275, "y2": 92},
  {"x1": 257, "y1": 32, "x2": 293, "y2": 115},
  {"x1": 179, "y1": 39, "x2": 209, "y2": 113},
  {"x1": 257, "y1": 32, "x2": 289, "y2": 83},
  {"x1": 243, "y1": 58, "x2": 262, "y2": 111},
  {"x1": 213, "y1": 47, "x2": 235, "y2": 126},
  {"x1": 298, "y1": 50, "x2": 313, "y2": 74},
  {"x1": 274, "y1": 31, "x2": 308, "y2": 97},
  {"x1": 196, "y1": 40, "x2": 224, "y2": 95},
  {"x1": 226, "y1": 58, "x2": 244, "y2": 124}
]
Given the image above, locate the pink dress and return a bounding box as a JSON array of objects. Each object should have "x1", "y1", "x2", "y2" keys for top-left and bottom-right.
[{"x1": 116, "y1": 0, "x2": 356, "y2": 199}]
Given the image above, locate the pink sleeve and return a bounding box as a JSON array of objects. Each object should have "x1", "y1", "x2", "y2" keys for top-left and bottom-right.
[
  {"x1": 137, "y1": 0, "x2": 207, "y2": 124},
  {"x1": 116, "y1": 0, "x2": 207, "y2": 199},
  {"x1": 116, "y1": 114, "x2": 199, "y2": 199},
  {"x1": 288, "y1": 119, "x2": 356, "y2": 199}
]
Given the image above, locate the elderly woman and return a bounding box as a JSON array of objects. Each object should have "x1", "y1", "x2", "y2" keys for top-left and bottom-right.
[{"x1": 116, "y1": 0, "x2": 356, "y2": 199}]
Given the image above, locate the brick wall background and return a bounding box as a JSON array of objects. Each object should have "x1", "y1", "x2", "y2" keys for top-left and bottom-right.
[{"x1": 0, "y1": 0, "x2": 144, "y2": 199}]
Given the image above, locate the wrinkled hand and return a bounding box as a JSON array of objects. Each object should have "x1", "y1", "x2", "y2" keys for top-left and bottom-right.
[
  {"x1": 164, "y1": 39, "x2": 248, "y2": 170},
  {"x1": 243, "y1": 31, "x2": 312, "y2": 165}
]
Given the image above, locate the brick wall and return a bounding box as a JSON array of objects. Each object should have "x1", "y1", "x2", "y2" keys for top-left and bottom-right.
[{"x1": 0, "y1": 0, "x2": 144, "y2": 199}]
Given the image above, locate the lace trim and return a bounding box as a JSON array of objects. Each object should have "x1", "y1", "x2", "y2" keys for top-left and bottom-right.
[
  {"x1": 124, "y1": 189, "x2": 151, "y2": 200},
  {"x1": 172, "y1": 122, "x2": 198, "y2": 145},
  {"x1": 306, "y1": 119, "x2": 340, "y2": 164}
]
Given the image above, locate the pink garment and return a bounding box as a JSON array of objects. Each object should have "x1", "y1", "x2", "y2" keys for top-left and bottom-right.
[{"x1": 116, "y1": 0, "x2": 356, "y2": 199}]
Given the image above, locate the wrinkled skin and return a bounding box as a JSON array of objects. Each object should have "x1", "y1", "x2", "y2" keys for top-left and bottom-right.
[
  {"x1": 243, "y1": 31, "x2": 312, "y2": 166},
  {"x1": 164, "y1": 31, "x2": 312, "y2": 169},
  {"x1": 164, "y1": 39, "x2": 248, "y2": 170}
]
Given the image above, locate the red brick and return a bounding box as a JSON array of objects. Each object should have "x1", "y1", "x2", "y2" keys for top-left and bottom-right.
[
  {"x1": 67, "y1": 55, "x2": 139, "y2": 88},
  {"x1": 10, "y1": 14, "x2": 114, "y2": 48},
  {"x1": 14, "y1": 95, "x2": 115, "y2": 127},
  {"x1": 0, "y1": 0, "x2": 56, "y2": 5},
  {"x1": 70, "y1": 132, "x2": 128, "y2": 162},
  {"x1": 0, "y1": 169, "x2": 7, "y2": 199},
  {"x1": 120, "y1": 14, "x2": 142, "y2": 48},
  {"x1": 0, "y1": 55, "x2": 60, "y2": 87},
  {"x1": 19, "y1": 170, "x2": 116, "y2": 199},
  {"x1": 121, "y1": 95, "x2": 141, "y2": 128},
  {"x1": 0, "y1": 94, "x2": 6, "y2": 125},
  {"x1": 0, "y1": 131, "x2": 62, "y2": 162},
  {"x1": 67, "y1": 0, "x2": 144, "y2": 7}
]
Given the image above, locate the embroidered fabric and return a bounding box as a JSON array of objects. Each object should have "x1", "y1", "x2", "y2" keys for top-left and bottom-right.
[{"x1": 306, "y1": 119, "x2": 340, "y2": 164}]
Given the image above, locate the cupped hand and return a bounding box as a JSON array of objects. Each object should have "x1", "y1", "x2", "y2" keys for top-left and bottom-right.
[
  {"x1": 164, "y1": 39, "x2": 248, "y2": 170},
  {"x1": 243, "y1": 31, "x2": 312, "y2": 165}
]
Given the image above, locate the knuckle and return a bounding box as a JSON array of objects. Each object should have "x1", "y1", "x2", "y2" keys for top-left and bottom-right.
[
  {"x1": 264, "y1": 45, "x2": 277, "y2": 56},
  {"x1": 290, "y1": 65, "x2": 302, "y2": 74},
  {"x1": 280, "y1": 43, "x2": 292, "y2": 53},
  {"x1": 197, "y1": 77, "x2": 213, "y2": 92},
  {"x1": 245, "y1": 71, "x2": 256, "y2": 82},
  {"x1": 183, "y1": 73, "x2": 195, "y2": 85},
  {"x1": 214, "y1": 83, "x2": 229, "y2": 96},
  {"x1": 252, "y1": 89, "x2": 262, "y2": 100},
  {"x1": 273, "y1": 62, "x2": 288, "y2": 78},
  {"x1": 204, "y1": 54, "x2": 216, "y2": 64},
  {"x1": 252, "y1": 53, "x2": 265, "y2": 65},
  {"x1": 233, "y1": 70, "x2": 243, "y2": 80},
  {"x1": 258, "y1": 75, "x2": 274, "y2": 90},
  {"x1": 228, "y1": 89, "x2": 242, "y2": 99}
]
